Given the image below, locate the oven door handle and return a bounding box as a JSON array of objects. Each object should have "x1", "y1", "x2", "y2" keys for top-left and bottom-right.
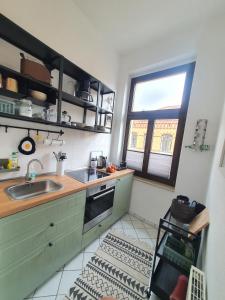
[{"x1": 92, "y1": 188, "x2": 114, "y2": 201}]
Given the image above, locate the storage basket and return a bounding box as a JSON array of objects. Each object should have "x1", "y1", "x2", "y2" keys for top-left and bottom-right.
[
  {"x1": 171, "y1": 197, "x2": 196, "y2": 223},
  {"x1": 0, "y1": 98, "x2": 15, "y2": 115}
]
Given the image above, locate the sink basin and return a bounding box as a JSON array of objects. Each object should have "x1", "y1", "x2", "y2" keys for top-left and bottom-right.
[{"x1": 6, "y1": 180, "x2": 63, "y2": 200}]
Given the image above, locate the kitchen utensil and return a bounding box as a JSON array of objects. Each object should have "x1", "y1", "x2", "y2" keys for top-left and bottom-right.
[
  {"x1": 54, "y1": 151, "x2": 67, "y2": 176},
  {"x1": 19, "y1": 99, "x2": 32, "y2": 117},
  {"x1": 6, "y1": 77, "x2": 18, "y2": 92},
  {"x1": 20, "y1": 53, "x2": 52, "y2": 84},
  {"x1": 18, "y1": 135, "x2": 36, "y2": 155},
  {"x1": 61, "y1": 110, "x2": 71, "y2": 125},
  {"x1": 30, "y1": 90, "x2": 47, "y2": 101},
  {"x1": 44, "y1": 138, "x2": 65, "y2": 146}
]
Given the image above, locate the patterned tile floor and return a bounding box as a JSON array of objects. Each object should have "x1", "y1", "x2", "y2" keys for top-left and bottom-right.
[{"x1": 24, "y1": 214, "x2": 159, "y2": 300}]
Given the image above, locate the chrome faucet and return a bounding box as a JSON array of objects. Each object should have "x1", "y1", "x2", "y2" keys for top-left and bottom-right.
[{"x1": 25, "y1": 159, "x2": 44, "y2": 182}]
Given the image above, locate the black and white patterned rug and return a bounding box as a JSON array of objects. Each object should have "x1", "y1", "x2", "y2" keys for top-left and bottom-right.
[{"x1": 66, "y1": 231, "x2": 153, "y2": 300}]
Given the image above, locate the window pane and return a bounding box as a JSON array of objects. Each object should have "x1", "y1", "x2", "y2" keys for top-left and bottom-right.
[
  {"x1": 126, "y1": 120, "x2": 148, "y2": 170},
  {"x1": 148, "y1": 119, "x2": 178, "y2": 178},
  {"x1": 132, "y1": 73, "x2": 186, "y2": 112}
]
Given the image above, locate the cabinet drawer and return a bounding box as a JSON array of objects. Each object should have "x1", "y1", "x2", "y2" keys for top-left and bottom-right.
[
  {"x1": 0, "y1": 191, "x2": 85, "y2": 249},
  {"x1": 0, "y1": 212, "x2": 83, "y2": 273},
  {"x1": 0, "y1": 227, "x2": 82, "y2": 300},
  {"x1": 82, "y1": 215, "x2": 114, "y2": 249},
  {"x1": 82, "y1": 224, "x2": 100, "y2": 249},
  {"x1": 98, "y1": 215, "x2": 113, "y2": 236}
]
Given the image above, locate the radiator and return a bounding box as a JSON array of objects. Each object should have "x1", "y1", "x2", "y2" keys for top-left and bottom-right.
[{"x1": 186, "y1": 266, "x2": 206, "y2": 300}]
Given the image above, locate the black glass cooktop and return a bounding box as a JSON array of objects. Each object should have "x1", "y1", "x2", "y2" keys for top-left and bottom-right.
[{"x1": 66, "y1": 168, "x2": 109, "y2": 183}]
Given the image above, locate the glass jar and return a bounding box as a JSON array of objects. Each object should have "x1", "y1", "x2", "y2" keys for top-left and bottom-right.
[{"x1": 19, "y1": 99, "x2": 32, "y2": 117}]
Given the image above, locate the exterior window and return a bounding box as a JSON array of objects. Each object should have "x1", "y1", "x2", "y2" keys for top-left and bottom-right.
[
  {"x1": 160, "y1": 133, "x2": 173, "y2": 153},
  {"x1": 130, "y1": 132, "x2": 137, "y2": 148},
  {"x1": 123, "y1": 63, "x2": 195, "y2": 186}
]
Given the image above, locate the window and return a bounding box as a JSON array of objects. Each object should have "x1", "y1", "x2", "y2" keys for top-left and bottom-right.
[{"x1": 123, "y1": 63, "x2": 195, "y2": 186}]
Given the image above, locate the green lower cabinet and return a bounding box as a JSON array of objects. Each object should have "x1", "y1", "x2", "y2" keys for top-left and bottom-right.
[
  {"x1": 82, "y1": 223, "x2": 100, "y2": 249},
  {"x1": 0, "y1": 227, "x2": 82, "y2": 300},
  {"x1": 0, "y1": 174, "x2": 133, "y2": 300},
  {"x1": 0, "y1": 191, "x2": 85, "y2": 300},
  {"x1": 112, "y1": 174, "x2": 133, "y2": 222},
  {"x1": 82, "y1": 214, "x2": 115, "y2": 249}
]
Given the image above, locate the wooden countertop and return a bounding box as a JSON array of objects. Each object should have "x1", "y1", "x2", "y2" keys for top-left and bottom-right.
[{"x1": 0, "y1": 169, "x2": 134, "y2": 219}]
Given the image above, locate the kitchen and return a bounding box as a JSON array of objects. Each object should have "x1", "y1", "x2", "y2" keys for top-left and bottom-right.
[{"x1": 1, "y1": 1, "x2": 225, "y2": 300}]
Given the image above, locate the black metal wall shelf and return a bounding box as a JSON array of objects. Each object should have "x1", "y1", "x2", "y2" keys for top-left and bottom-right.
[
  {"x1": 0, "y1": 113, "x2": 111, "y2": 134},
  {"x1": 0, "y1": 88, "x2": 25, "y2": 100},
  {"x1": 0, "y1": 123, "x2": 64, "y2": 135},
  {"x1": 0, "y1": 14, "x2": 115, "y2": 134},
  {"x1": 61, "y1": 91, "x2": 113, "y2": 114}
]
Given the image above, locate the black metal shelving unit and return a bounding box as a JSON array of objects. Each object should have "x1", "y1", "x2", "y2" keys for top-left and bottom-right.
[
  {"x1": 147, "y1": 209, "x2": 201, "y2": 300},
  {"x1": 0, "y1": 14, "x2": 115, "y2": 134}
]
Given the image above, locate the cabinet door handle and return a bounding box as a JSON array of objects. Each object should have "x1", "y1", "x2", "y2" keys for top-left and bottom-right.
[
  {"x1": 48, "y1": 242, "x2": 53, "y2": 247},
  {"x1": 50, "y1": 222, "x2": 54, "y2": 227}
]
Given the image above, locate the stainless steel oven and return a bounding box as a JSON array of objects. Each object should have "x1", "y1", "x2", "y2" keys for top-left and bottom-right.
[{"x1": 83, "y1": 180, "x2": 116, "y2": 233}]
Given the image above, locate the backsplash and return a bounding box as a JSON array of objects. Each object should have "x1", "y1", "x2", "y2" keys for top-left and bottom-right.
[{"x1": 0, "y1": 118, "x2": 111, "y2": 180}]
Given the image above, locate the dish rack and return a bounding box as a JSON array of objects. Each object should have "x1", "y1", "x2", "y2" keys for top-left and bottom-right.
[{"x1": 186, "y1": 266, "x2": 206, "y2": 300}]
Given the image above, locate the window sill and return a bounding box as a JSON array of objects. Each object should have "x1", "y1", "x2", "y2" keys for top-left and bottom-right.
[{"x1": 134, "y1": 175, "x2": 175, "y2": 192}]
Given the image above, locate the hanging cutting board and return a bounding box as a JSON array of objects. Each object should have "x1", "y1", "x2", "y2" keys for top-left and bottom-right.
[{"x1": 189, "y1": 208, "x2": 209, "y2": 238}]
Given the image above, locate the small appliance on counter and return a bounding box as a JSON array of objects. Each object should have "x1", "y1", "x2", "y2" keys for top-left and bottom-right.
[{"x1": 97, "y1": 155, "x2": 107, "y2": 169}]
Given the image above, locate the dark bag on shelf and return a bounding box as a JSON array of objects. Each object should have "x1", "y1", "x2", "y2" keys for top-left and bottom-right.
[{"x1": 171, "y1": 195, "x2": 197, "y2": 224}]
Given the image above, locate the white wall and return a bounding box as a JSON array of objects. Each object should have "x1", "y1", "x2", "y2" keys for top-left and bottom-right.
[
  {"x1": 203, "y1": 98, "x2": 225, "y2": 299},
  {"x1": 111, "y1": 16, "x2": 225, "y2": 224},
  {"x1": 0, "y1": 0, "x2": 118, "y2": 180}
]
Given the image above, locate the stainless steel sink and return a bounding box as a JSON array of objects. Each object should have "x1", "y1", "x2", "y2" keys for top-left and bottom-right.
[{"x1": 5, "y1": 180, "x2": 63, "y2": 200}]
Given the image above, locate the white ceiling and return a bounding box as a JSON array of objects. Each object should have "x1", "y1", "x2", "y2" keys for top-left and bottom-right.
[{"x1": 73, "y1": 0, "x2": 225, "y2": 54}]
